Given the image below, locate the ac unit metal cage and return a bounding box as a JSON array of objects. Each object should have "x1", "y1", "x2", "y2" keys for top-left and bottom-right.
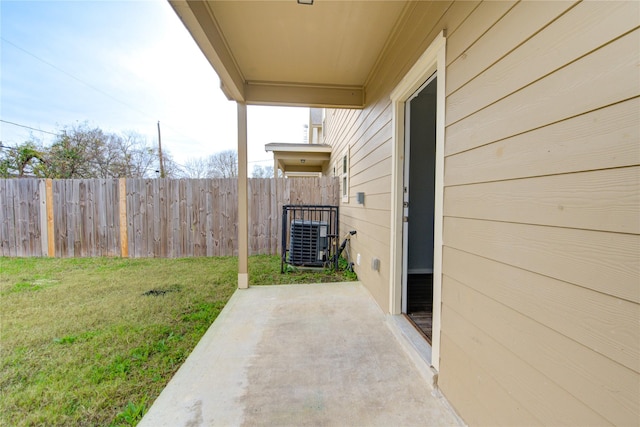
[{"x1": 281, "y1": 205, "x2": 339, "y2": 272}]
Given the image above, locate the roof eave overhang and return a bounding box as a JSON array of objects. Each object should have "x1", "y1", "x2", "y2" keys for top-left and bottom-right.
[
  {"x1": 245, "y1": 82, "x2": 364, "y2": 108},
  {"x1": 169, "y1": 0, "x2": 365, "y2": 108}
]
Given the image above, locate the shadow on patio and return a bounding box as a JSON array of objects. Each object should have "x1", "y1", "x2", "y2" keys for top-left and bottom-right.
[{"x1": 139, "y1": 282, "x2": 463, "y2": 426}]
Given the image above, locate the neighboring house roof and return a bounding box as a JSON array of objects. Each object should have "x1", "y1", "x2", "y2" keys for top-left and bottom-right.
[
  {"x1": 265, "y1": 142, "x2": 331, "y2": 175},
  {"x1": 169, "y1": 0, "x2": 410, "y2": 108}
]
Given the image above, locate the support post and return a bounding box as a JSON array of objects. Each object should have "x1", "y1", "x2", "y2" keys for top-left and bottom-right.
[{"x1": 237, "y1": 102, "x2": 249, "y2": 289}]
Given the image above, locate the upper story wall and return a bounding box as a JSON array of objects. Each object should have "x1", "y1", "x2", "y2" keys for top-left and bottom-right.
[{"x1": 324, "y1": 1, "x2": 639, "y2": 425}]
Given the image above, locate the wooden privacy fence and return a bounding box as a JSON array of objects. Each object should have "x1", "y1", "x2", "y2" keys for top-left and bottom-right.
[{"x1": 0, "y1": 177, "x2": 339, "y2": 258}]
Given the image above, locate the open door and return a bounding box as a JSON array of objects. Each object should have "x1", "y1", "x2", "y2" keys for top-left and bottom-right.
[{"x1": 402, "y1": 73, "x2": 437, "y2": 342}]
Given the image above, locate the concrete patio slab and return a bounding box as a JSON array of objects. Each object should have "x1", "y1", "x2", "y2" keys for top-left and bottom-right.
[{"x1": 139, "y1": 282, "x2": 463, "y2": 427}]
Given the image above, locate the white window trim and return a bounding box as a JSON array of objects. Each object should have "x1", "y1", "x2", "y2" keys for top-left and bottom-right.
[
  {"x1": 389, "y1": 30, "x2": 446, "y2": 371},
  {"x1": 341, "y1": 149, "x2": 350, "y2": 203}
]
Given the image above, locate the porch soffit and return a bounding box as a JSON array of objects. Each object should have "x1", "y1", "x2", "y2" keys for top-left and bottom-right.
[{"x1": 169, "y1": 0, "x2": 412, "y2": 108}]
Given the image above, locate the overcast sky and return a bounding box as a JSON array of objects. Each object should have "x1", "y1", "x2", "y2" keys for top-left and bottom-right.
[{"x1": 0, "y1": 0, "x2": 310, "y2": 171}]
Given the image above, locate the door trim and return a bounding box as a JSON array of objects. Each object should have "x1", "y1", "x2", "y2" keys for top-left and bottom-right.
[{"x1": 389, "y1": 30, "x2": 446, "y2": 371}]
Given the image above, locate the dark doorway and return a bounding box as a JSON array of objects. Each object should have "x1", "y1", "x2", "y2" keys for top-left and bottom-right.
[
  {"x1": 402, "y1": 74, "x2": 437, "y2": 341},
  {"x1": 407, "y1": 273, "x2": 433, "y2": 342}
]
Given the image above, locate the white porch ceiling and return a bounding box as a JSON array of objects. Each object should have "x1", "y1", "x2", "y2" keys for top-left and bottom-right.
[{"x1": 169, "y1": 0, "x2": 411, "y2": 108}]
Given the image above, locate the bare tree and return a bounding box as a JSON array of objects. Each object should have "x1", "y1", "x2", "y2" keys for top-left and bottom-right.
[
  {"x1": 251, "y1": 164, "x2": 274, "y2": 178},
  {"x1": 114, "y1": 131, "x2": 158, "y2": 178},
  {"x1": 156, "y1": 150, "x2": 182, "y2": 178},
  {"x1": 181, "y1": 150, "x2": 238, "y2": 179},
  {"x1": 208, "y1": 150, "x2": 237, "y2": 178},
  {"x1": 182, "y1": 157, "x2": 210, "y2": 179},
  {"x1": 89, "y1": 132, "x2": 123, "y2": 178}
]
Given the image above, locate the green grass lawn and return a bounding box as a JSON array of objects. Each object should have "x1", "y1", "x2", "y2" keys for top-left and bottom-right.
[{"x1": 0, "y1": 255, "x2": 355, "y2": 426}]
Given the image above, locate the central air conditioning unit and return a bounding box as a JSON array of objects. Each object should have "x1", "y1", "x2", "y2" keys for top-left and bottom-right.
[{"x1": 289, "y1": 220, "x2": 328, "y2": 267}]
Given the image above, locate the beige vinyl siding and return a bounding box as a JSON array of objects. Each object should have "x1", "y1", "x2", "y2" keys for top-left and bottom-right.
[
  {"x1": 325, "y1": 98, "x2": 394, "y2": 305},
  {"x1": 445, "y1": 167, "x2": 639, "y2": 234},
  {"x1": 442, "y1": 254, "x2": 638, "y2": 423},
  {"x1": 442, "y1": 276, "x2": 615, "y2": 425},
  {"x1": 324, "y1": 0, "x2": 640, "y2": 425},
  {"x1": 444, "y1": 1, "x2": 573, "y2": 92},
  {"x1": 446, "y1": 1, "x2": 639, "y2": 126},
  {"x1": 439, "y1": 0, "x2": 640, "y2": 425},
  {"x1": 444, "y1": 97, "x2": 640, "y2": 186},
  {"x1": 439, "y1": 332, "x2": 544, "y2": 426},
  {"x1": 445, "y1": 217, "x2": 639, "y2": 305},
  {"x1": 446, "y1": 30, "x2": 638, "y2": 156}
]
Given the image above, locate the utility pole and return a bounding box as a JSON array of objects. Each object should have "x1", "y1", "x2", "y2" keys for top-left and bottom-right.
[{"x1": 157, "y1": 120, "x2": 165, "y2": 178}]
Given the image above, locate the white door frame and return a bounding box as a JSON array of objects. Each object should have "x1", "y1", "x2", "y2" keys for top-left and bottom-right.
[{"x1": 389, "y1": 31, "x2": 446, "y2": 371}]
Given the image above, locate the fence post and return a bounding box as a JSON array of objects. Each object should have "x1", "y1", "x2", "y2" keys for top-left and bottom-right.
[
  {"x1": 119, "y1": 178, "x2": 128, "y2": 257},
  {"x1": 45, "y1": 178, "x2": 55, "y2": 257}
]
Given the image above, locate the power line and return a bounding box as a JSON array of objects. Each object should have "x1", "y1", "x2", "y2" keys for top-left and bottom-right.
[
  {"x1": 0, "y1": 119, "x2": 59, "y2": 136},
  {"x1": 1, "y1": 37, "x2": 151, "y2": 120},
  {"x1": 248, "y1": 158, "x2": 273, "y2": 164},
  {"x1": 1, "y1": 37, "x2": 215, "y2": 148}
]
